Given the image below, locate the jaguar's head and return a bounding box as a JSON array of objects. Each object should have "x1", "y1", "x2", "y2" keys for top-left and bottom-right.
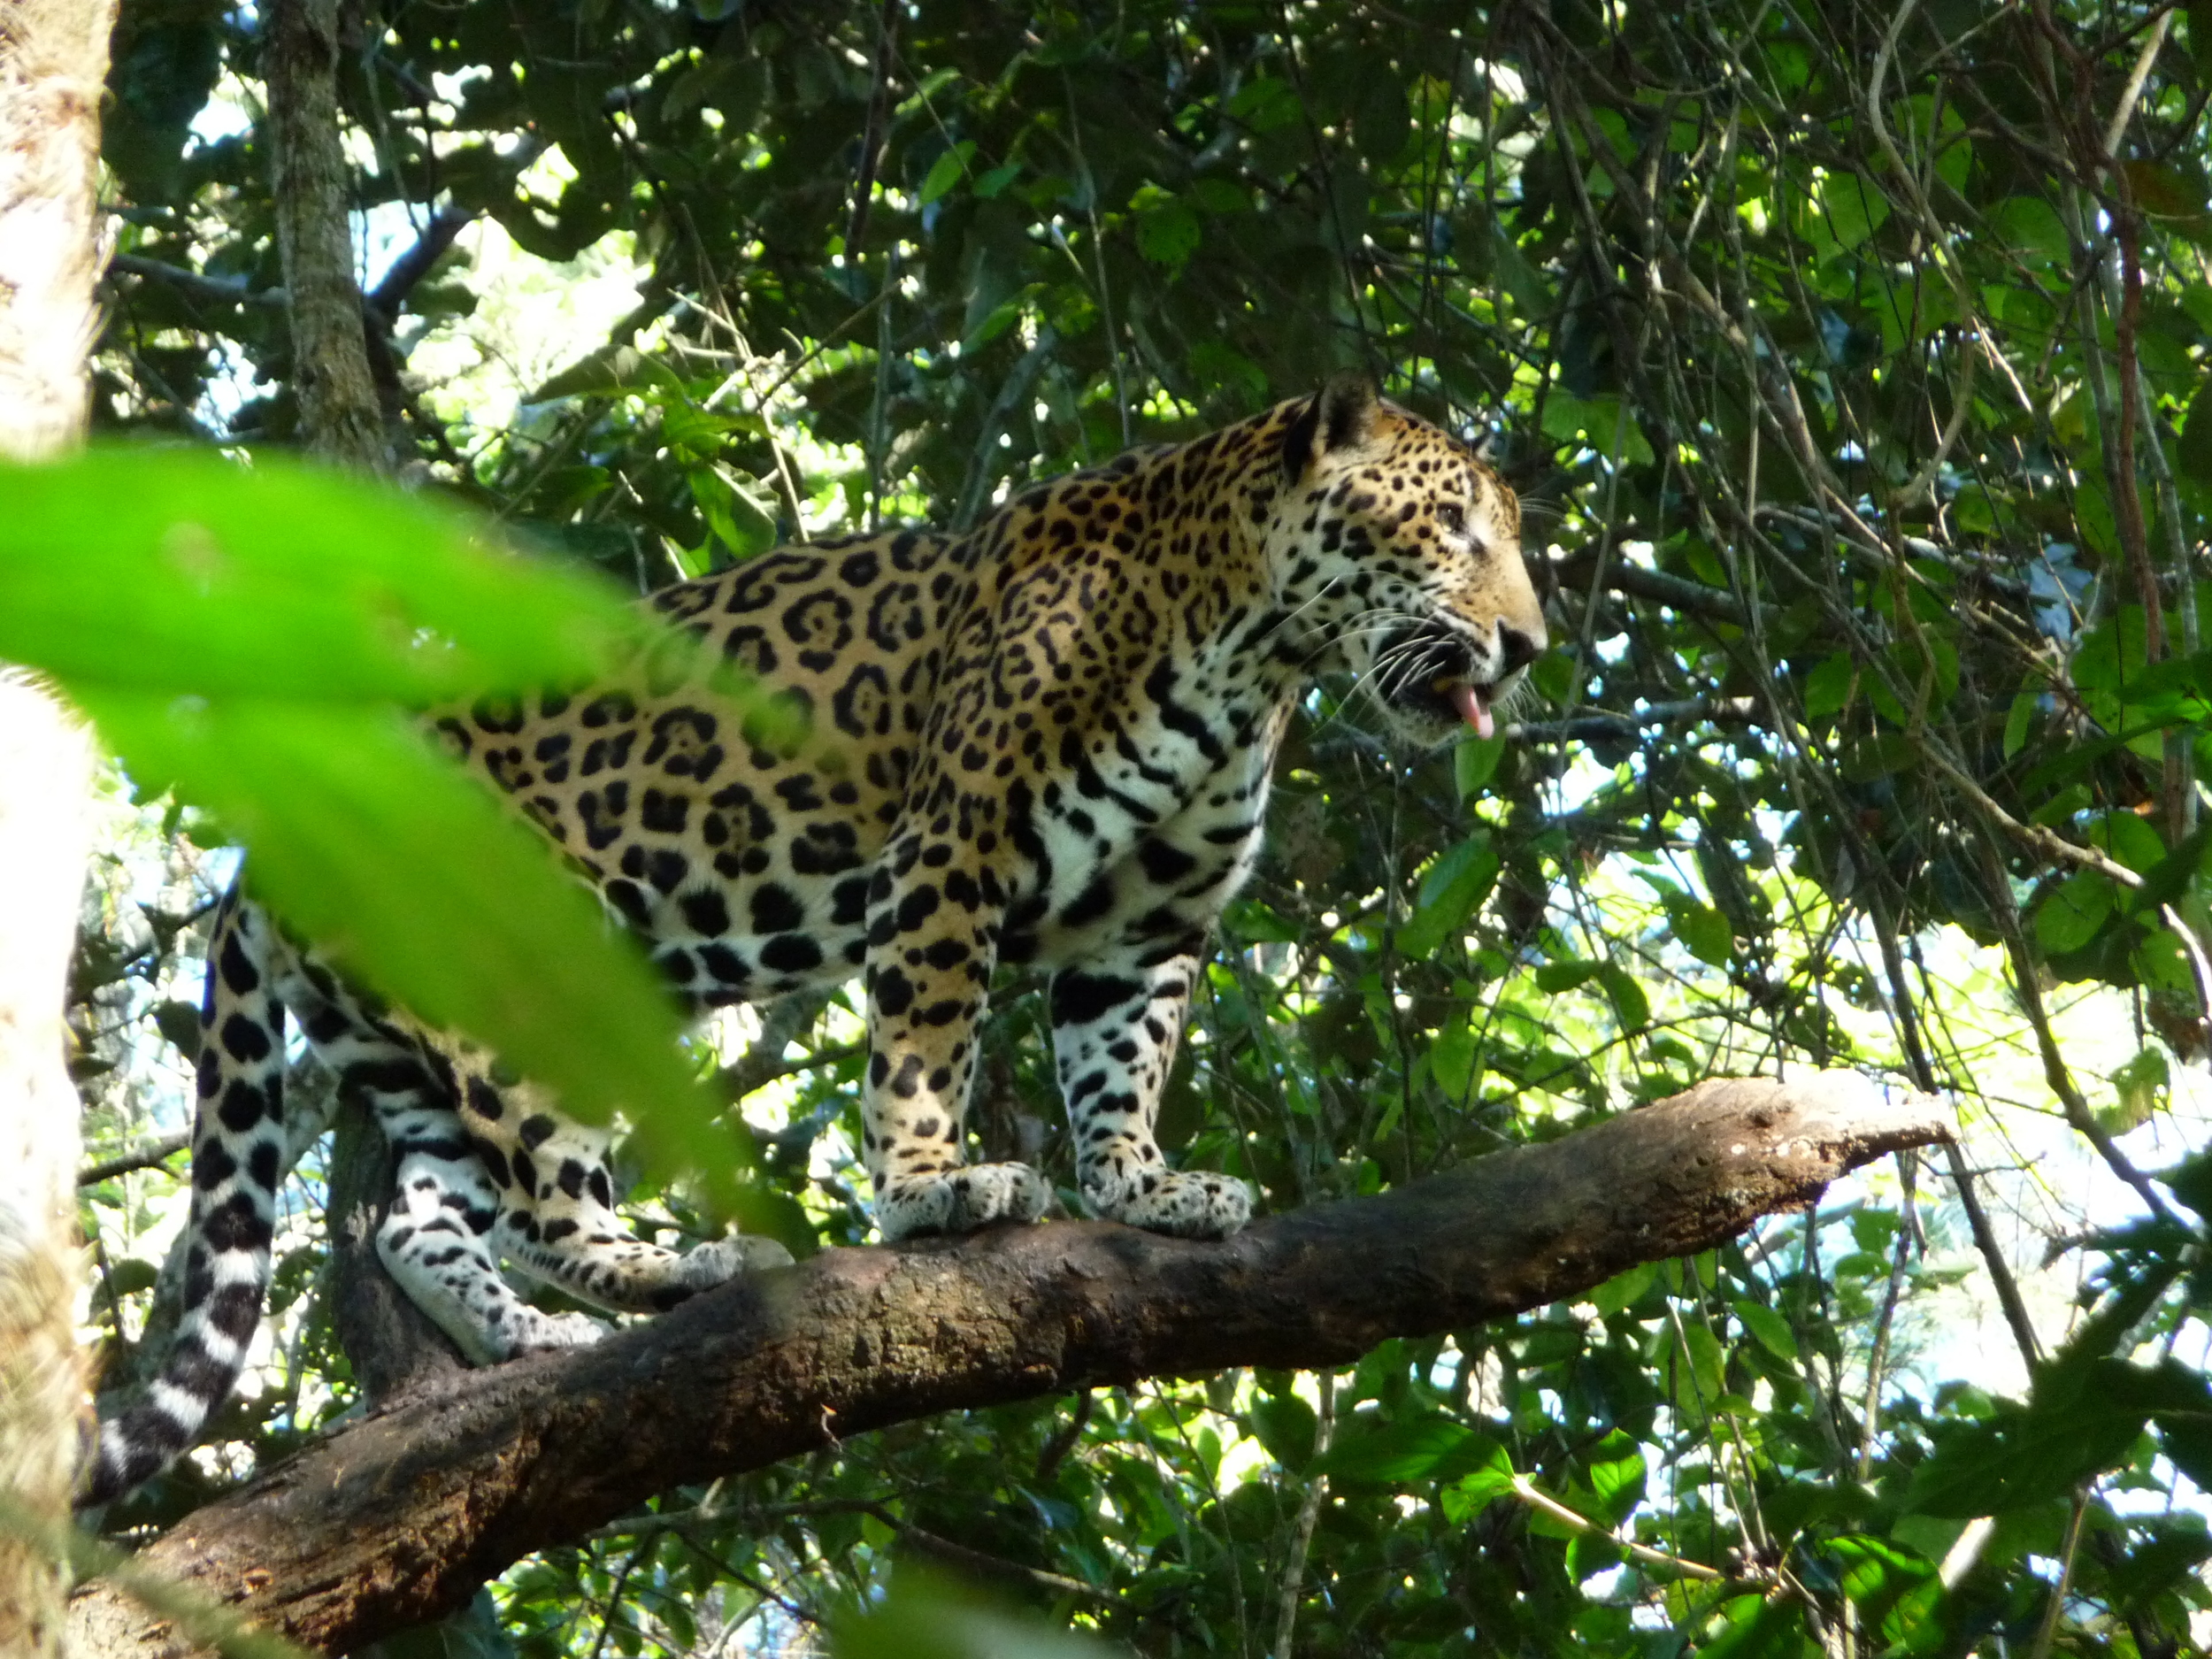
[{"x1": 1263, "y1": 374, "x2": 1548, "y2": 746}]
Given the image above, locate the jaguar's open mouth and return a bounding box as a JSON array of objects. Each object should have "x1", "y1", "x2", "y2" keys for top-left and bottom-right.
[{"x1": 1374, "y1": 619, "x2": 1503, "y2": 737}]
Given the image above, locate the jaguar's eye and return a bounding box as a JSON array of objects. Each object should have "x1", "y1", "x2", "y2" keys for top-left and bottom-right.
[{"x1": 1435, "y1": 501, "x2": 1467, "y2": 535}]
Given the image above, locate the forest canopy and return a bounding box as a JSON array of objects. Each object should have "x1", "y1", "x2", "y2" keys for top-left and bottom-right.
[{"x1": 40, "y1": 0, "x2": 2212, "y2": 1653}]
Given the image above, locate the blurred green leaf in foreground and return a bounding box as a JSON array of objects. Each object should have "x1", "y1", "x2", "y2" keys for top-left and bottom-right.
[{"x1": 0, "y1": 449, "x2": 749, "y2": 1207}]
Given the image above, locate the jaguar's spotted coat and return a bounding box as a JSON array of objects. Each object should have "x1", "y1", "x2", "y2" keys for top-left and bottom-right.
[{"x1": 87, "y1": 376, "x2": 1546, "y2": 1502}]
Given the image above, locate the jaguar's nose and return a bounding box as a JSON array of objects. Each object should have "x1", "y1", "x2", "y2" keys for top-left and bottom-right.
[{"x1": 1497, "y1": 625, "x2": 1542, "y2": 676}]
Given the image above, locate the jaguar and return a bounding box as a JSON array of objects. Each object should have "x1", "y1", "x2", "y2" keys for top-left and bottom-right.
[{"x1": 85, "y1": 374, "x2": 1546, "y2": 1503}]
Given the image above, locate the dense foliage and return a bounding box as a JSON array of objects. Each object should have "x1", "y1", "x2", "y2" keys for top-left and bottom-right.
[{"x1": 57, "y1": 0, "x2": 2212, "y2": 1651}]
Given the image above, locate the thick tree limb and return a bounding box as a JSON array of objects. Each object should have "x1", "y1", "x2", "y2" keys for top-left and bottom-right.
[{"x1": 70, "y1": 1074, "x2": 1949, "y2": 1657}]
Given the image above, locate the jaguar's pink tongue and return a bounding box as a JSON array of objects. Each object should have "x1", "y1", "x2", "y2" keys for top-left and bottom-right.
[{"x1": 1453, "y1": 683, "x2": 1494, "y2": 739}]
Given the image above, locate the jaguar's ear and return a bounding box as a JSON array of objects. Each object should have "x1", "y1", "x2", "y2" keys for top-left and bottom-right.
[{"x1": 1281, "y1": 372, "x2": 1380, "y2": 480}]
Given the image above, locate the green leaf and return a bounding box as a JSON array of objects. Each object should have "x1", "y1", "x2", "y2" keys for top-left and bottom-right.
[
  {"x1": 2104, "y1": 1047, "x2": 2170, "y2": 1135},
  {"x1": 972, "y1": 160, "x2": 1020, "y2": 198},
  {"x1": 1397, "y1": 834, "x2": 1500, "y2": 958},
  {"x1": 1671, "y1": 901, "x2": 1733, "y2": 968},
  {"x1": 1438, "y1": 1440, "x2": 1518, "y2": 1520},
  {"x1": 1350, "y1": 73, "x2": 1410, "y2": 165},
  {"x1": 1534, "y1": 958, "x2": 1602, "y2": 995},
  {"x1": 2124, "y1": 159, "x2": 2208, "y2": 221},
  {"x1": 1588, "y1": 1260, "x2": 1657, "y2": 1316},
  {"x1": 377, "y1": 1592, "x2": 518, "y2": 1659},
  {"x1": 1223, "y1": 75, "x2": 1300, "y2": 133},
  {"x1": 2179, "y1": 380, "x2": 2212, "y2": 492},
  {"x1": 688, "y1": 465, "x2": 778, "y2": 560},
  {"x1": 1540, "y1": 393, "x2": 1655, "y2": 466},
  {"x1": 1817, "y1": 168, "x2": 1890, "y2": 251},
  {"x1": 2003, "y1": 680, "x2": 2040, "y2": 758},
  {"x1": 1695, "y1": 1596, "x2": 1811, "y2": 1659},
  {"x1": 1313, "y1": 1417, "x2": 1503, "y2": 1487},
  {"x1": 1599, "y1": 964, "x2": 1651, "y2": 1033},
  {"x1": 1821, "y1": 1536, "x2": 1934, "y2": 1631},
  {"x1": 104, "y1": 1257, "x2": 160, "y2": 1296},
  {"x1": 1491, "y1": 223, "x2": 1554, "y2": 316},
  {"x1": 2161, "y1": 1148, "x2": 2212, "y2": 1219},
  {"x1": 151, "y1": 997, "x2": 204, "y2": 1054},
  {"x1": 1841, "y1": 733, "x2": 1917, "y2": 782},
  {"x1": 1454, "y1": 733, "x2": 1504, "y2": 797},
  {"x1": 834, "y1": 1565, "x2": 1113, "y2": 1659},
  {"x1": 1430, "y1": 1015, "x2": 1479, "y2": 1100},
  {"x1": 2033, "y1": 871, "x2": 2116, "y2": 955},
  {"x1": 2089, "y1": 807, "x2": 2169, "y2": 874},
  {"x1": 918, "y1": 140, "x2": 976, "y2": 205},
  {"x1": 1802, "y1": 653, "x2": 1855, "y2": 719},
  {"x1": 0, "y1": 450, "x2": 631, "y2": 702},
  {"x1": 1136, "y1": 200, "x2": 1201, "y2": 268},
  {"x1": 1988, "y1": 196, "x2": 2070, "y2": 267},
  {"x1": 1733, "y1": 1299, "x2": 1799, "y2": 1361},
  {"x1": 1586, "y1": 1429, "x2": 1646, "y2": 1522},
  {"x1": 1251, "y1": 1387, "x2": 1317, "y2": 1471},
  {"x1": 1671, "y1": 1319, "x2": 1726, "y2": 1409},
  {"x1": 2156, "y1": 1413, "x2": 2212, "y2": 1491},
  {"x1": 1530, "y1": 652, "x2": 1574, "y2": 705}
]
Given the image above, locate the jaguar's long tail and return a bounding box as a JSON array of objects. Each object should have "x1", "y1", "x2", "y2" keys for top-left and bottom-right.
[{"x1": 82, "y1": 887, "x2": 295, "y2": 1505}]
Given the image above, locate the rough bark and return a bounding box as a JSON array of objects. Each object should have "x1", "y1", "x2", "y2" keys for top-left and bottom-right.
[
  {"x1": 0, "y1": 0, "x2": 117, "y2": 1651},
  {"x1": 263, "y1": 0, "x2": 387, "y2": 474},
  {"x1": 0, "y1": 679, "x2": 98, "y2": 1658},
  {"x1": 69, "y1": 1074, "x2": 1950, "y2": 1658},
  {"x1": 0, "y1": 0, "x2": 113, "y2": 459}
]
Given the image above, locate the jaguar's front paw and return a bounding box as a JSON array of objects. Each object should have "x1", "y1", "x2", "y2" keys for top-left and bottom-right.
[
  {"x1": 676, "y1": 1233, "x2": 796, "y2": 1291},
  {"x1": 504, "y1": 1308, "x2": 607, "y2": 1356},
  {"x1": 877, "y1": 1162, "x2": 1051, "y2": 1240},
  {"x1": 1086, "y1": 1167, "x2": 1253, "y2": 1240}
]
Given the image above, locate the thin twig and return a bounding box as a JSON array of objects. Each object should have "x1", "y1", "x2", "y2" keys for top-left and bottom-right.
[
  {"x1": 844, "y1": 0, "x2": 902, "y2": 256},
  {"x1": 2026, "y1": 1489, "x2": 2090, "y2": 1659},
  {"x1": 1855, "y1": 1153, "x2": 1918, "y2": 1479},
  {"x1": 1035, "y1": 1389, "x2": 1093, "y2": 1484},
  {"x1": 1271, "y1": 1371, "x2": 1335, "y2": 1659},
  {"x1": 1507, "y1": 1475, "x2": 1755, "y2": 1587}
]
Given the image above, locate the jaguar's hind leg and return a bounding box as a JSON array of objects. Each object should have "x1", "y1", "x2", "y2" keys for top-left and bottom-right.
[
  {"x1": 451, "y1": 1061, "x2": 790, "y2": 1315},
  {"x1": 311, "y1": 1010, "x2": 602, "y2": 1359}
]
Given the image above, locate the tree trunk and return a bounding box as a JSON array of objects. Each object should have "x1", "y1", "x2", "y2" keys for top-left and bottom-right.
[
  {"x1": 264, "y1": 0, "x2": 388, "y2": 475},
  {"x1": 265, "y1": 0, "x2": 461, "y2": 1409},
  {"x1": 0, "y1": 0, "x2": 117, "y2": 1652},
  {"x1": 68, "y1": 1074, "x2": 1949, "y2": 1657},
  {"x1": 0, "y1": 680, "x2": 97, "y2": 1659}
]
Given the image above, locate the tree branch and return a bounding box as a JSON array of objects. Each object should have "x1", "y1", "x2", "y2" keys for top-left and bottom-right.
[
  {"x1": 1544, "y1": 549, "x2": 1769, "y2": 628},
  {"x1": 364, "y1": 203, "x2": 475, "y2": 323},
  {"x1": 69, "y1": 1074, "x2": 1950, "y2": 1657},
  {"x1": 106, "y1": 256, "x2": 287, "y2": 312},
  {"x1": 77, "y1": 1133, "x2": 189, "y2": 1187}
]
